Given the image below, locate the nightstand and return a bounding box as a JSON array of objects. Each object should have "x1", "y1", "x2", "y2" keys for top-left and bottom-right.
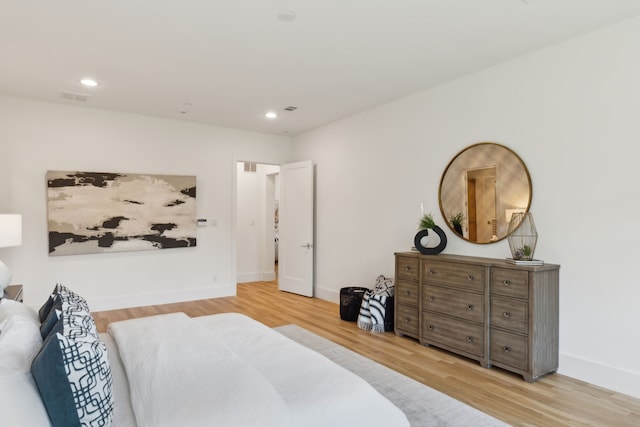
[{"x1": 3, "y1": 284, "x2": 23, "y2": 302}]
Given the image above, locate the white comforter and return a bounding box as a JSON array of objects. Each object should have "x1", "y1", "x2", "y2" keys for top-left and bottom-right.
[
  {"x1": 108, "y1": 313, "x2": 291, "y2": 427},
  {"x1": 108, "y1": 312, "x2": 409, "y2": 427}
]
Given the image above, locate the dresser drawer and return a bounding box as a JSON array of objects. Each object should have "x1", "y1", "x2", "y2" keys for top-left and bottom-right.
[
  {"x1": 422, "y1": 312, "x2": 484, "y2": 357},
  {"x1": 423, "y1": 285, "x2": 484, "y2": 323},
  {"x1": 395, "y1": 304, "x2": 419, "y2": 336},
  {"x1": 396, "y1": 280, "x2": 419, "y2": 306},
  {"x1": 423, "y1": 260, "x2": 485, "y2": 292},
  {"x1": 396, "y1": 256, "x2": 420, "y2": 281},
  {"x1": 491, "y1": 268, "x2": 529, "y2": 299},
  {"x1": 490, "y1": 329, "x2": 528, "y2": 370},
  {"x1": 491, "y1": 297, "x2": 528, "y2": 334}
]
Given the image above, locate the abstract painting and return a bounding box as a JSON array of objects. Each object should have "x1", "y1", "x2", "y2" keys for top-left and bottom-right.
[{"x1": 47, "y1": 171, "x2": 196, "y2": 256}]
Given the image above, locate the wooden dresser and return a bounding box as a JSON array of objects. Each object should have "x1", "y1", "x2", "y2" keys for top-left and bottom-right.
[
  {"x1": 394, "y1": 255, "x2": 421, "y2": 339},
  {"x1": 394, "y1": 253, "x2": 559, "y2": 382}
]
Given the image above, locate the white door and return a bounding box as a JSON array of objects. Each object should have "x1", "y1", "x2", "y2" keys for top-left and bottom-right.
[{"x1": 278, "y1": 160, "x2": 314, "y2": 296}]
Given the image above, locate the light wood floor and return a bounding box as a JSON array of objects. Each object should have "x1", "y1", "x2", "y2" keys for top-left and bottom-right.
[{"x1": 93, "y1": 280, "x2": 640, "y2": 427}]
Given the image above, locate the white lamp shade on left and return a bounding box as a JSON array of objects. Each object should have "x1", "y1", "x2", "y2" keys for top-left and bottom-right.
[
  {"x1": 0, "y1": 214, "x2": 22, "y2": 292},
  {"x1": 0, "y1": 260, "x2": 11, "y2": 291},
  {"x1": 0, "y1": 214, "x2": 22, "y2": 248}
]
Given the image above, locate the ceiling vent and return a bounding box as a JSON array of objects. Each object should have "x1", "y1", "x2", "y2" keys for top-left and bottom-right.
[
  {"x1": 243, "y1": 162, "x2": 257, "y2": 173},
  {"x1": 284, "y1": 106, "x2": 297, "y2": 111},
  {"x1": 59, "y1": 91, "x2": 91, "y2": 102}
]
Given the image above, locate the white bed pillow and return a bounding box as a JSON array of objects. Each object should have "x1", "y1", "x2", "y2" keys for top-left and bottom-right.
[
  {"x1": 0, "y1": 298, "x2": 39, "y2": 327},
  {"x1": 0, "y1": 302, "x2": 49, "y2": 425},
  {"x1": 0, "y1": 371, "x2": 51, "y2": 427},
  {"x1": 0, "y1": 312, "x2": 43, "y2": 375}
]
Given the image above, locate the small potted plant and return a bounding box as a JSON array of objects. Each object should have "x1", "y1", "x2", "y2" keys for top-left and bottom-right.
[
  {"x1": 514, "y1": 244, "x2": 533, "y2": 261},
  {"x1": 448, "y1": 212, "x2": 464, "y2": 236},
  {"x1": 418, "y1": 213, "x2": 436, "y2": 230}
]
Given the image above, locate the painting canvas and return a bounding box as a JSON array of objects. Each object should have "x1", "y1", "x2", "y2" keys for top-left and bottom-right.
[{"x1": 47, "y1": 171, "x2": 196, "y2": 256}]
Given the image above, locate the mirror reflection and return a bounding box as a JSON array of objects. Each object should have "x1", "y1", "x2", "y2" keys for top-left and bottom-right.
[{"x1": 438, "y1": 143, "x2": 532, "y2": 244}]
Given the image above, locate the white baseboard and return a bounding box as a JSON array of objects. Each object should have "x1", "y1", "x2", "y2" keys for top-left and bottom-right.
[
  {"x1": 237, "y1": 271, "x2": 276, "y2": 283},
  {"x1": 315, "y1": 286, "x2": 339, "y2": 303},
  {"x1": 559, "y1": 352, "x2": 640, "y2": 399},
  {"x1": 88, "y1": 284, "x2": 236, "y2": 312},
  {"x1": 237, "y1": 272, "x2": 260, "y2": 283},
  {"x1": 262, "y1": 271, "x2": 276, "y2": 281}
]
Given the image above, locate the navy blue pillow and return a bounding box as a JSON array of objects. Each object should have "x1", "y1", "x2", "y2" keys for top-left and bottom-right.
[
  {"x1": 38, "y1": 294, "x2": 55, "y2": 323},
  {"x1": 39, "y1": 293, "x2": 87, "y2": 336},
  {"x1": 31, "y1": 333, "x2": 114, "y2": 427},
  {"x1": 39, "y1": 308, "x2": 61, "y2": 338}
]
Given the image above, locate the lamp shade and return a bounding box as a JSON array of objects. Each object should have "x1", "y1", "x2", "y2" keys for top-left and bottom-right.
[
  {"x1": 0, "y1": 214, "x2": 22, "y2": 248},
  {"x1": 0, "y1": 214, "x2": 22, "y2": 292}
]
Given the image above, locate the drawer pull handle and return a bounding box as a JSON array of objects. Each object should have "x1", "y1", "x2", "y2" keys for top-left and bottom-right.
[
  {"x1": 467, "y1": 304, "x2": 473, "y2": 310},
  {"x1": 428, "y1": 296, "x2": 434, "y2": 302},
  {"x1": 503, "y1": 280, "x2": 511, "y2": 286},
  {"x1": 403, "y1": 290, "x2": 410, "y2": 296},
  {"x1": 428, "y1": 325, "x2": 434, "y2": 331},
  {"x1": 428, "y1": 269, "x2": 436, "y2": 275},
  {"x1": 503, "y1": 312, "x2": 511, "y2": 319},
  {"x1": 404, "y1": 266, "x2": 411, "y2": 271},
  {"x1": 466, "y1": 336, "x2": 473, "y2": 343},
  {"x1": 503, "y1": 346, "x2": 511, "y2": 353},
  {"x1": 403, "y1": 317, "x2": 411, "y2": 322},
  {"x1": 467, "y1": 275, "x2": 474, "y2": 281}
]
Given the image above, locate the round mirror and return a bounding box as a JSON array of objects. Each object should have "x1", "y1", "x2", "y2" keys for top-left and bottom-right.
[{"x1": 438, "y1": 143, "x2": 532, "y2": 244}]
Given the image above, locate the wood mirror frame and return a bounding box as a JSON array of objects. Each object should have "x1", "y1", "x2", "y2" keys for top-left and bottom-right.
[{"x1": 438, "y1": 143, "x2": 532, "y2": 244}]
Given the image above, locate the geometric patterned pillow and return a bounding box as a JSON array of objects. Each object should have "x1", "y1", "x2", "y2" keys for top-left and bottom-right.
[
  {"x1": 40, "y1": 308, "x2": 99, "y2": 341},
  {"x1": 38, "y1": 284, "x2": 89, "y2": 322},
  {"x1": 61, "y1": 294, "x2": 91, "y2": 317},
  {"x1": 31, "y1": 333, "x2": 114, "y2": 427},
  {"x1": 39, "y1": 292, "x2": 93, "y2": 338}
]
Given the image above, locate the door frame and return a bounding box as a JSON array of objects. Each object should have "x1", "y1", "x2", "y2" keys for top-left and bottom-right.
[{"x1": 231, "y1": 158, "x2": 281, "y2": 290}]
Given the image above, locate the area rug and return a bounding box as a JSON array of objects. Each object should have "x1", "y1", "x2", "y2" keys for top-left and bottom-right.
[{"x1": 275, "y1": 324, "x2": 510, "y2": 427}]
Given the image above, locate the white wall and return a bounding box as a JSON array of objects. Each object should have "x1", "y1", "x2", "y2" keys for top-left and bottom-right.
[
  {"x1": 0, "y1": 95, "x2": 292, "y2": 311},
  {"x1": 292, "y1": 17, "x2": 640, "y2": 398},
  {"x1": 1, "y1": 15, "x2": 638, "y2": 401}
]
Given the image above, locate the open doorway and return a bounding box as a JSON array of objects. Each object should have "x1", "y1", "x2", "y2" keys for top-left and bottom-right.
[
  {"x1": 236, "y1": 161, "x2": 279, "y2": 284},
  {"x1": 466, "y1": 166, "x2": 497, "y2": 243}
]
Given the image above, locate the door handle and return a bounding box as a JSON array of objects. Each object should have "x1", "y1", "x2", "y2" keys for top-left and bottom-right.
[{"x1": 300, "y1": 243, "x2": 313, "y2": 249}]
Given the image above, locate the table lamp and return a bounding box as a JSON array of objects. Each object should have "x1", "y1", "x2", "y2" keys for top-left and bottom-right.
[{"x1": 0, "y1": 214, "x2": 22, "y2": 293}]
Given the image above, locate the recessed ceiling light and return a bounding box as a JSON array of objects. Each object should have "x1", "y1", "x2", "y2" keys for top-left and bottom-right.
[
  {"x1": 265, "y1": 112, "x2": 278, "y2": 119},
  {"x1": 179, "y1": 102, "x2": 192, "y2": 114},
  {"x1": 277, "y1": 10, "x2": 297, "y2": 22},
  {"x1": 80, "y1": 78, "x2": 98, "y2": 87}
]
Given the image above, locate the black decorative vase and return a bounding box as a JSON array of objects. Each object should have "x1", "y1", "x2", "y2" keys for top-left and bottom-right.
[{"x1": 414, "y1": 226, "x2": 447, "y2": 255}]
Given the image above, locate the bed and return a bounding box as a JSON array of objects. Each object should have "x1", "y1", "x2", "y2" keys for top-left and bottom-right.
[{"x1": 0, "y1": 286, "x2": 410, "y2": 427}]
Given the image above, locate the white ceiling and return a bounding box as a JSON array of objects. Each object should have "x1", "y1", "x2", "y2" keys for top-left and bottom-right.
[{"x1": 2, "y1": 0, "x2": 640, "y2": 136}]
